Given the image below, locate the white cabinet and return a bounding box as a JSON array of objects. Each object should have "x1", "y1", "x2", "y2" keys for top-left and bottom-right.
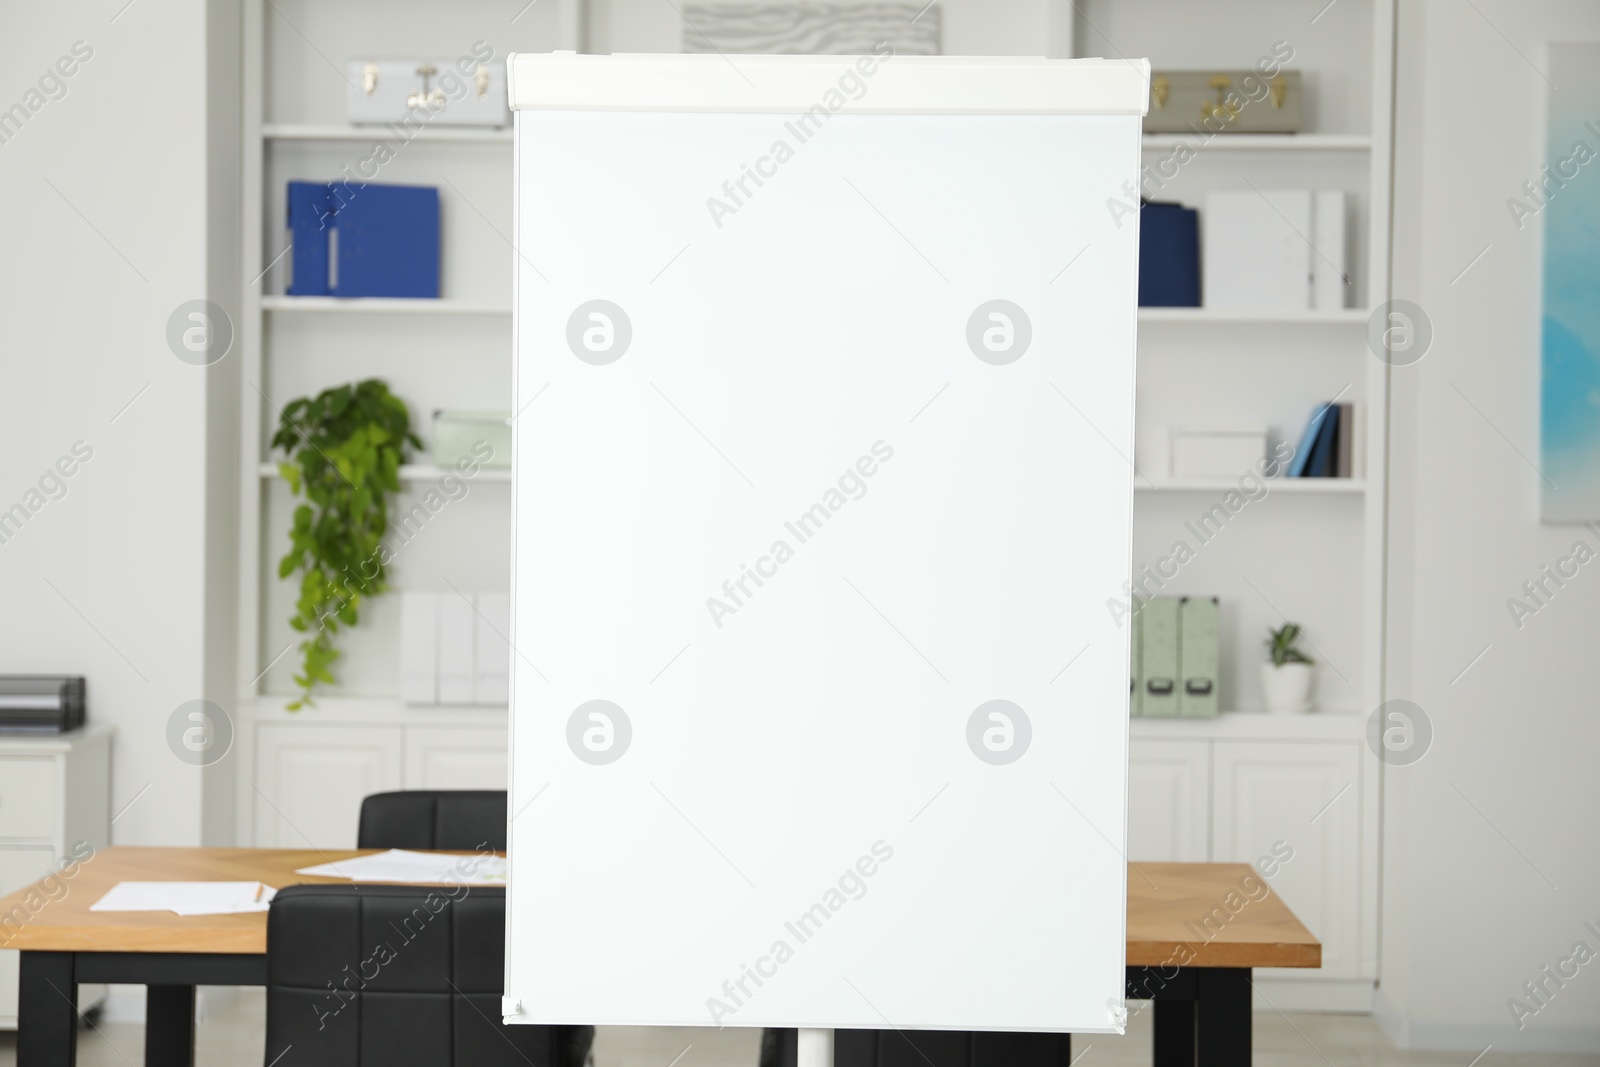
[
  {"x1": 251, "y1": 718, "x2": 508, "y2": 848},
  {"x1": 1126, "y1": 717, "x2": 1374, "y2": 1010},
  {"x1": 0, "y1": 725, "x2": 112, "y2": 1029},
  {"x1": 1213, "y1": 740, "x2": 1363, "y2": 981},
  {"x1": 253, "y1": 726, "x2": 403, "y2": 848},
  {"x1": 1127, "y1": 741, "x2": 1210, "y2": 862},
  {"x1": 404, "y1": 727, "x2": 508, "y2": 790}
]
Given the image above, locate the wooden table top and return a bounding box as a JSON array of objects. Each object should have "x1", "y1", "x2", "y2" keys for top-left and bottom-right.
[{"x1": 0, "y1": 849, "x2": 1318, "y2": 968}]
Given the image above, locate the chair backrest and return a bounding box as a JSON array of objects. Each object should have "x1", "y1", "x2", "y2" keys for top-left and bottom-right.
[
  {"x1": 265, "y1": 883, "x2": 592, "y2": 1067},
  {"x1": 357, "y1": 790, "x2": 507, "y2": 851},
  {"x1": 761, "y1": 1028, "x2": 1073, "y2": 1067}
]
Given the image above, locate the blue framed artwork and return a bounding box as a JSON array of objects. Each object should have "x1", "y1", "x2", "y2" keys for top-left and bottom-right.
[{"x1": 1539, "y1": 43, "x2": 1600, "y2": 521}]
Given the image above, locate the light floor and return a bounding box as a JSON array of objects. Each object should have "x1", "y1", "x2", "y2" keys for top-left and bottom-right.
[{"x1": 0, "y1": 993, "x2": 1595, "y2": 1067}]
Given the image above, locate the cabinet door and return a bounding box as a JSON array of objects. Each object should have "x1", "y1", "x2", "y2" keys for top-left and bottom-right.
[
  {"x1": 1212, "y1": 740, "x2": 1361, "y2": 979},
  {"x1": 0, "y1": 846, "x2": 57, "y2": 1025},
  {"x1": 1127, "y1": 740, "x2": 1210, "y2": 862},
  {"x1": 404, "y1": 727, "x2": 508, "y2": 790},
  {"x1": 254, "y1": 726, "x2": 403, "y2": 849}
]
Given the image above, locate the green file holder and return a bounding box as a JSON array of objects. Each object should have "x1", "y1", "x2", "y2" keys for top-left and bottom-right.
[
  {"x1": 1179, "y1": 596, "x2": 1220, "y2": 717},
  {"x1": 1141, "y1": 596, "x2": 1181, "y2": 717}
]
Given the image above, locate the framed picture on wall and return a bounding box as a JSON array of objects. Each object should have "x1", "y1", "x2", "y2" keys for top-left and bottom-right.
[{"x1": 1538, "y1": 43, "x2": 1600, "y2": 522}]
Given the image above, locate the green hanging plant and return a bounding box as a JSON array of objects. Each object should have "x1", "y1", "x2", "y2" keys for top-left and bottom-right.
[{"x1": 272, "y1": 379, "x2": 420, "y2": 709}]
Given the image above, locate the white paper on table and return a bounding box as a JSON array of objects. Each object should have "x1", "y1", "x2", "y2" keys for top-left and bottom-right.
[
  {"x1": 89, "y1": 881, "x2": 276, "y2": 916},
  {"x1": 294, "y1": 848, "x2": 506, "y2": 884}
]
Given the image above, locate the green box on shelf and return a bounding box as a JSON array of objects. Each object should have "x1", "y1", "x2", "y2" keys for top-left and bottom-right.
[{"x1": 433, "y1": 409, "x2": 511, "y2": 469}]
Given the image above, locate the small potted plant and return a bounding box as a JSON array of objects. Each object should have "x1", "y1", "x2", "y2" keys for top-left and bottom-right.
[{"x1": 1261, "y1": 623, "x2": 1315, "y2": 713}]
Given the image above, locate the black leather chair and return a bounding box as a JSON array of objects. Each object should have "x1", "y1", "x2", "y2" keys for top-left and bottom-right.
[
  {"x1": 357, "y1": 790, "x2": 507, "y2": 851},
  {"x1": 760, "y1": 1029, "x2": 1072, "y2": 1067},
  {"x1": 265, "y1": 883, "x2": 593, "y2": 1067}
]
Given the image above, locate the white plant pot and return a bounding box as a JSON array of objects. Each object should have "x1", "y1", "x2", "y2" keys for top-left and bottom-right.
[{"x1": 1260, "y1": 662, "x2": 1315, "y2": 714}]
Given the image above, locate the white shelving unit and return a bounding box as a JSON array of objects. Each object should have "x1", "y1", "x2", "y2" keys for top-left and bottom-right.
[
  {"x1": 235, "y1": 0, "x2": 579, "y2": 851},
  {"x1": 1090, "y1": 0, "x2": 1394, "y2": 1011},
  {"x1": 234, "y1": 0, "x2": 1393, "y2": 1014}
]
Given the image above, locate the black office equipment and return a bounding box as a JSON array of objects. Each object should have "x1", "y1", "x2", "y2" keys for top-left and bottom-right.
[{"x1": 0, "y1": 675, "x2": 85, "y2": 733}]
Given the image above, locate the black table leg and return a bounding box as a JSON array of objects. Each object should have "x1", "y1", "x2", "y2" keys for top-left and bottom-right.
[
  {"x1": 18, "y1": 952, "x2": 78, "y2": 1067},
  {"x1": 1195, "y1": 968, "x2": 1250, "y2": 1067},
  {"x1": 145, "y1": 985, "x2": 197, "y2": 1067},
  {"x1": 1152, "y1": 997, "x2": 1196, "y2": 1066}
]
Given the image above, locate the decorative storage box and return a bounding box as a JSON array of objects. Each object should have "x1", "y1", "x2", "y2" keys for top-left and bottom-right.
[
  {"x1": 433, "y1": 410, "x2": 511, "y2": 469},
  {"x1": 346, "y1": 58, "x2": 510, "y2": 127},
  {"x1": 1144, "y1": 70, "x2": 1302, "y2": 134}
]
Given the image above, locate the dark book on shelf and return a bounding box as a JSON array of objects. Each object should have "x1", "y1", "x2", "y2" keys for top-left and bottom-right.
[
  {"x1": 1335, "y1": 401, "x2": 1354, "y2": 477},
  {"x1": 1138, "y1": 200, "x2": 1201, "y2": 307},
  {"x1": 1288, "y1": 402, "x2": 1334, "y2": 477},
  {"x1": 1303, "y1": 402, "x2": 1341, "y2": 477}
]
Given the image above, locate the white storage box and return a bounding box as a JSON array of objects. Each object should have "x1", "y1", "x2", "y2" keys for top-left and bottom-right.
[
  {"x1": 1170, "y1": 427, "x2": 1268, "y2": 479},
  {"x1": 346, "y1": 58, "x2": 510, "y2": 127}
]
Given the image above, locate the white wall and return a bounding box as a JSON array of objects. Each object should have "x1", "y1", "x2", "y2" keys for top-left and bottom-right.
[
  {"x1": 0, "y1": 1, "x2": 236, "y2": 848},
  {"x1": 1382, "y1": 0, "x2": 1600, "y2": 1051}
]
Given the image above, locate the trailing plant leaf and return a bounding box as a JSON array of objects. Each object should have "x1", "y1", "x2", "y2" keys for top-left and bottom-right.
[
  {"x1": 1265, "y1": 622, "x2": 1313, "y2": 667},
  {"x1": 273, "y1": 379, "x2": 420, "y2": 709}
]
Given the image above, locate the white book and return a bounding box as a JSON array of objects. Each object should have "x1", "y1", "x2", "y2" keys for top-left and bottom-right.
[
  {"x1": 399, "y1": 592, "x2": 439, "y2": 705},
  {"x1": 474, "y1": 591, "x2": 511, "y2": 706},
  {"x1": 1203, "y1": 189, "x2": 1312, "y2": 310},
  {"x1": 437, "y1": 593, "x2": 476, "y2": 704},
  {"x1": 1312, "y1": 190, "x2": 1347, "y2": 310}
]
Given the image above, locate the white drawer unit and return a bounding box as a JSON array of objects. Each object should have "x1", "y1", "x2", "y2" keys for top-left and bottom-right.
[{"x1": 0, "y1": 724, "x2": 113, "y2": 1029}]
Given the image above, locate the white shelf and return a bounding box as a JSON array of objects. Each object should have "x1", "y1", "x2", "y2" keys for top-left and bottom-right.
[
  {"x1": 259, "y1": 462, "x2": 511, "y2": 483},
  {"x1": 1142, "y1": 133, "x2": 1371, "y2": 152},
  {"x1": 1138, "y1": 307, "x2": 1368, "y2": 325},
  {"x1": 1137, "y1": 479, "x2": 1364, "y2": 495},
  {"x1": 245, "y1": 694, "x2": 509, "y2": 726},
  {"x1": 260, "y1": 296, "x2": 511, "y2": 315},
  {"x1": 1130, "y1": 710, "x2": 1366, "y2": 741},
  {"x1": 263, "y1": 122, "x2": 511, "y2": 144}
]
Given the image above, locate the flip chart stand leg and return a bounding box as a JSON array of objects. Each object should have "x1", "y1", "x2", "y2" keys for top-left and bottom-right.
[{"x1": 797, "y1": 1027, "x2": 834, "y2": 1067}]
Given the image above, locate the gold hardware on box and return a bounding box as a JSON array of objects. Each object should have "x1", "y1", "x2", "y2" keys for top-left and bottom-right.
[
  {"x1": 362, "y1": 62, "x2": 379, "y2": 97},
  {"x1": 1142, "y1": 70, "x2": 1303, "y2": 134},
  {"x1": 475, "y1": 64, "x2": 490, "y2": 99},
  {"x1": 407, "y1": 63, "x2": 446, "y2": 110},
  {"x1": 1201, "y1": 74, "x2": 1241, "y2": 124}
]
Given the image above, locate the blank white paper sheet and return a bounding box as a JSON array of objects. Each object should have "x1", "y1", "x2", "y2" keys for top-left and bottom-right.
[
  {"x1": 506, "y1": 52, "x2": 1146, "y2": 1035},
  {"x1": 90, "y1": 882, "x2": 275, "y2": 916}
]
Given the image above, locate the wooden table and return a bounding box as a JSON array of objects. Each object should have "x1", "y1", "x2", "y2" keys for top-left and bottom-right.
[{"x1": 0, "y1": 850, "x2": 1318, "y2": 1067}]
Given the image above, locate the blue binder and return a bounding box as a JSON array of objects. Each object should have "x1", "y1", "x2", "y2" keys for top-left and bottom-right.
[
  {"x1": 1138, "y1": 200, "x2": 1200, "y2": 307},
  {"x1": 283, "y1": 181, "x2": 440, "y2": 299},
  {"x1": 286, "y1": 181, "x2": 335, "y2": 296},
  {"x1": 334, "y1": 184, "x2": 440, "y2": 298}
]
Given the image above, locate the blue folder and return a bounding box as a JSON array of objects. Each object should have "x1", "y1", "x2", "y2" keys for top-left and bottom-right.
[
  {"x1": 286, "y1": 181, "x2": 335, "y2": 296},
  {"x1": 283, "y1": 181, "x2": 440, "y2": 299},
  {"x1": 334, "y1": 184, "x2": 440, "y2": 298},
  {"x1": 1138, "y1": 200, "x2": 1200, "y2": 307}
]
